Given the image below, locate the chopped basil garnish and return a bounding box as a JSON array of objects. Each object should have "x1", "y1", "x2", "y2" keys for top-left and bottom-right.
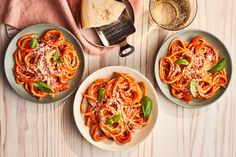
[
  {"x1": 174, "y1": 59, "x2": 190, "y2": 65},
  {"x1": 113, "y1": 114, "x2": 121, "y2": 122},
  {"x1": 105, "y1": 114, "x2": 121, "y2": 125},
  {"x1": 209, "y1": 58, "x2": 227, "y2": 74},
  {"x1": 98, "y1": 87, "x2": 105, "y2": 102},
  {"x1": 190, "y1": 79, "x2": 197, "y2": 97},
  {"x1": 105, "y1": 118, "x2": 114, "y2": 125},
  {"x1": 33, "y1": 82, "x2": 53, "y2": 93},
  {"x1": 141, "y1": 96, "x2": 152, "y2": 120},
  {"x1": 53, "y1": 51, "x2": 63, "y2": 64},
  {"x1": 30, "y1": 38, "x2": 37, "y2": 48}
]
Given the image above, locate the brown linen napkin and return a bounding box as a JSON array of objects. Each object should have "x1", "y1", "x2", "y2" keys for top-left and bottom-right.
[{"x1": 0, "y1": 0, "x2": 140, "y2": 55}]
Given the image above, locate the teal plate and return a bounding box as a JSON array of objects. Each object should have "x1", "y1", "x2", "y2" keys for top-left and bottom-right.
[
  {"x1": 4, "y1": 23, "x2": 85, "y2": 103},
  {"x1": 154, "y1": 29, "x2": 232, "y2": 108}
]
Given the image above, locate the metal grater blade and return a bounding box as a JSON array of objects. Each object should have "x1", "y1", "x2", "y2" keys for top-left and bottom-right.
[{"x1": 95, "y1": 16, "x2": 136, "y2": 46}]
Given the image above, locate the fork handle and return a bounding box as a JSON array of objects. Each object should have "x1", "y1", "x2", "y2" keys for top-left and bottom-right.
[{"x1": 119, "y1": 40, "x2": 135, "y2": 57}]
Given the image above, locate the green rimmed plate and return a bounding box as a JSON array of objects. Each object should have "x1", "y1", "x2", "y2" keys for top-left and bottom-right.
[
  {"x1": 154, "y1": 29, "x2": 232, "y2": 108},
  {"x1": 4, "y1": 23, "x2": 85, "y2": 103}
]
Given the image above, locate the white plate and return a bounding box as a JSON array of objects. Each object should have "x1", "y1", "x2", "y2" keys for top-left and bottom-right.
[{"x1": 73, "y1": 66, "x2": 158, "y2": 151}]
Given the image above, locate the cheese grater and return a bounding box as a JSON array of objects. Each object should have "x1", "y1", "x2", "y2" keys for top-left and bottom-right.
[{"x1": 95, "y1": 8, "x2": 136, "y2": 57}]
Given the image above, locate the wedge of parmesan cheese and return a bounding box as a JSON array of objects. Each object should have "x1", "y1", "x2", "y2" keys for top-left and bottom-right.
[{"x1": 81, "y1": 0, "x2": 126, "y2": 28}]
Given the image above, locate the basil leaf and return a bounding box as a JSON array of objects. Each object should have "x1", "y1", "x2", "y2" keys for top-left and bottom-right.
[
  {"x1": 98, "y1": 87, "x2": 105, "y2": 102},
  {"x1": 105, "y1": 114, "x2": 120, "y2": 125},
  {"x1": 113, "y1": 114, "x2": 121, "y2": 122},
  {"x1": 190, "y1": 79, "x2": 196, "y2": 97},
  {"x1": 30, "y1": 38, "x2": 37, "y2": 48},
  {"x1": 174, "y1": 59, "x2": 190, "y2": 65},
  {"x1": 105, "y1": 118, "x2": 114, "y2": 125},
  {"x1": 141, "y1": 96, "x2": 152, "y2": 120},
  {"x1": 53, "y1": 51, "x2": 60, "y2": 60},
  {"x1": 53, "y1": 51, "x2": 63, "y2": 64},
  {"x1": 209, "y1": 58, "x2": 227, "y2": 74},
  {"x1": 55, "y1": 59, "x2": 63, "y2": 64},
  {"x1": 33, "y1": 82, "x2": 53, "y2": 93}
]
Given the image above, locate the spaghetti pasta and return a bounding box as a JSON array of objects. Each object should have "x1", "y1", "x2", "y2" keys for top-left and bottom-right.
[
  {"x1": 80, "y1": 72, "x2": 151, "y2": 144},
  {"x1": 14, "y1": 29, "x2": 80, "y2": 100},
  {"x1": 159, "y1": 36, "x2": 227, "y2": 101}
]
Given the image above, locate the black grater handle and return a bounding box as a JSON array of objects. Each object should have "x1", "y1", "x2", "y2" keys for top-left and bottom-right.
[{"x1": 119, "y1": 42, "x2": 134, "y2": 57}]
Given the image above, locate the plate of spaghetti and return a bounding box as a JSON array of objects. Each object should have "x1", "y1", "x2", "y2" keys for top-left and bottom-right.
[
  {"x1": 155, "y1": 29, "x2": 232, "y2": 108},
  {"x1": 73, "y1": 66, "x2": 158, "y2": 151},
  {"x1": 4, "y1": 23, "x2": 85, "y2": 103}
]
